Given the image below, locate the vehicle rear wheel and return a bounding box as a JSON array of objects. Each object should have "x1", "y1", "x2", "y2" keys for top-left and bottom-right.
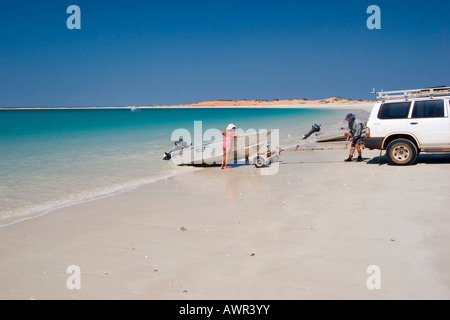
[{"x1": 386, "y1": 139, "x2": 417, "y2": 166}]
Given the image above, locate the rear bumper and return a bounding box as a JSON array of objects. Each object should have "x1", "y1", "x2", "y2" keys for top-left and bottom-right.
[{"x1": 364, "y1": 137, "x2": 384, "y2": 150}]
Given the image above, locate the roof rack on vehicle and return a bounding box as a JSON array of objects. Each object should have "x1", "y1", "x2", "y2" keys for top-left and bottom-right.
[{"x1": 371, "y1": 86, "x2": 450, "y2": 101}]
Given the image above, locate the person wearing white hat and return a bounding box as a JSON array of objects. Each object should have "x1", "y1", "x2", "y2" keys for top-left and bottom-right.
[
  {"x1": 221, "y1": 124, "x2": 239, "y2": 169},
  {"x1": 226, "y1": 123, "x2": 235, "y2": 131}
]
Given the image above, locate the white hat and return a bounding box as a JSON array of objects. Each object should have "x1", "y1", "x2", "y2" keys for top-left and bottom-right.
[{"x1": 226, "y1": 123, "x2": 236, "y2": 130}]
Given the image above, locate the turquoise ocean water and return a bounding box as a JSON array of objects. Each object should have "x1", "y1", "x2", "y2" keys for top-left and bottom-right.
[{"x1": 0, "y1": 108, "x2": 348, "y2": 226}]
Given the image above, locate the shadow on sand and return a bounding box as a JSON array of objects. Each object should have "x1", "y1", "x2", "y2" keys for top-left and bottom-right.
[
  {"x1": 367, "y1": 153, "x2": 450, "y2": 166},
  {"x1": 189, "y1": 162, "x2": 251, "y2": 168}
]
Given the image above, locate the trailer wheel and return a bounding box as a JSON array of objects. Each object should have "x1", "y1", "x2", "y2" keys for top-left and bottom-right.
[{"x1": 254, "y1": 156, "x2": 266, "y2": 168}]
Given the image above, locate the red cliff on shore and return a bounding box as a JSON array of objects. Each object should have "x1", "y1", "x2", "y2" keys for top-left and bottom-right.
[{"x1": 152, "y1": 97, "x2": 371, "y2": 108}]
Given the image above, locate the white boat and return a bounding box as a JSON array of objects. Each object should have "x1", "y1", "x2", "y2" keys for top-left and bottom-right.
[
  {"x1": 163, "y1": 130, "x2": 274, "y2": 166},
  {"x1": 314, "y1": 126, "x2": 349, "y2": 142}
]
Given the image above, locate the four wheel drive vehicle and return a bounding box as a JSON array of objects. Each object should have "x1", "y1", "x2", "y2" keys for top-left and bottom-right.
[{"x1": 365, "y1": 86, "x2": 450, "y2": 165}]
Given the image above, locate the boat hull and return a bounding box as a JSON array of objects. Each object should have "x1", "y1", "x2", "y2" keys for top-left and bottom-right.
[
  {"x1": 315, "y1": 126, "x2": 349, "y2": 142},
  {"x1": 170, "y1": 131, "x2": 272, "y2": 166}
]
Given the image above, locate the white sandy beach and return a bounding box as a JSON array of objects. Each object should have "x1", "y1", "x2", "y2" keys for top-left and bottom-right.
[{"x1": 0, "y1": 104, "x2": 449, "y2": 300}]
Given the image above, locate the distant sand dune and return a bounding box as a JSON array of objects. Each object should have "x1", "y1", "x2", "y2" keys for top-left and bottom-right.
[{"x1": 152, "y1": 97, "x2": 374, "y2": 108}]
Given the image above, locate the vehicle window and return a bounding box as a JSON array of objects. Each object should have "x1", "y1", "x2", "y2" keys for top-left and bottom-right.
[
  {"x1": 378, "y1": 102, "x2": 411, "y2": 119},
  {"x1": 411, "y1": 100, "x2": 445, "y2": 118}
]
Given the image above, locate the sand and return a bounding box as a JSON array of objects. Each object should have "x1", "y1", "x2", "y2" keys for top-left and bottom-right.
[{"x1": 0, "y1": 104, "x2": 449, "y2": 300}]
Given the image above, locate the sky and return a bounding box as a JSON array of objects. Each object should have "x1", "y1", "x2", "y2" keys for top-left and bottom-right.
[{"x1": 0, "y1": 0, "x2": 449, "y2": 107}]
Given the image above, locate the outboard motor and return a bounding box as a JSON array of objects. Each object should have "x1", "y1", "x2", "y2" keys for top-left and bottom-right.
[
  {"x1": 302, "y1": 124, "x2": 321, "y2": 139},
  {"x1": 162, "y1": 138, "x2": 191, "y2": 160},
  {"x1": 175, "y1": 139, "x2": 190, "y2": 149}
]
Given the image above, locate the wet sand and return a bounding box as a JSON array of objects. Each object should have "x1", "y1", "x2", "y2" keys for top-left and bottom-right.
[{"x1": 0, "y1": 141, "x2": 449, "y2": 299}]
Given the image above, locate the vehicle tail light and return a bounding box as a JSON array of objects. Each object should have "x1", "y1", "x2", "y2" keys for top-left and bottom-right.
[{"x1": 366, "y1": 127, "x2": 371, "y2": 138}]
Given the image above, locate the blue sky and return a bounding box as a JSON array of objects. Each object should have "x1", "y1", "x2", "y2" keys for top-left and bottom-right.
[{"x1": 0, "y1": 0, "x2": 448, "y2": 107}]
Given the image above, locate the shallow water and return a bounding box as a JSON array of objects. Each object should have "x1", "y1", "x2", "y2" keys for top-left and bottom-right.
[{"x1": 0, "y1": 107, "x2": 352, "y2": 225}]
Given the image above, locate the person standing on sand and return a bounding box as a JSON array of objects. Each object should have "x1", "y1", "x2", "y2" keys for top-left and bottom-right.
[
  {"x1": 344, "y1": 113, "x2": 366, "y2": 162},
  {"x1": 221, "y1": 124, "x2": 239, "y2": 169}
]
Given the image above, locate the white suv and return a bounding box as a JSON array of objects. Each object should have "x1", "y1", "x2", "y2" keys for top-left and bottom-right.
[{"x1": 365, "y1": 87, "x2": 450, "y2": 165}]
